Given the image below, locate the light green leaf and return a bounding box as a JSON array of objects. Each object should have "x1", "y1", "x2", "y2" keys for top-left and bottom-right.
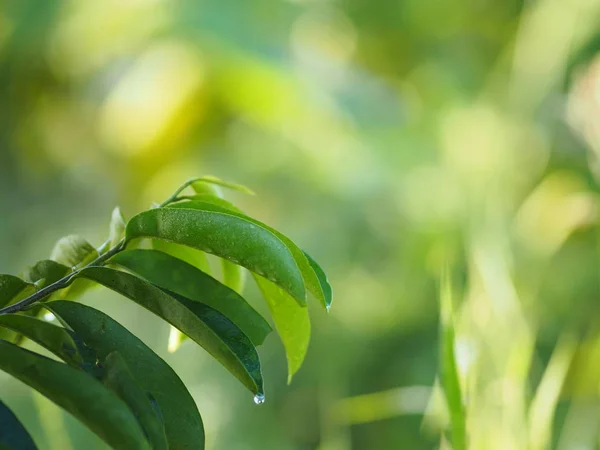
[
  {"x1": 0, "y1": 275, "x2": 33, "y2": 308},
  {"x1": 167, "y1": 327, "x2": 186, "y2": 353},
  {"x1": 0, "y1": 399, "x2": 38, "y2": 450},
  {"x1": 46, "y1": 301, "x2": 205, "y2": 450},
  {"x1": 102, "y1": 352, "x2": 168, "y2": 450},
  {"x1": 190, "y1": 176, "x2": 255, "y2": 196},
  {"x1": 169, "y1": 200, "x2": 327, "y2": 309},
  {"x1": 50, "y1": 235, "x2": 97, "y2": 268},
  {"x1": 221, "y1": 259, "x2": 246, "y2": 294},
  {"x1": 0, "y1": 340, "x2": 150, "y2": 450},
  {"x1": 303, "y1": 252, "x2": 333, "y2": 310},
  {"x1": 254, "y1": 275, "x2": 310, "y2": 383},
  {"x1": 0, "y1": 314, "x2": 97, "y2": 373},
  {"x1": 151, "y1": 240, "x2": 211, "y2": 274},
  {"x1": 110, "y1": 249, "x2": 271, "y2": 346},
  {"x1": 189, "y1": 182, "x2": 222, "y2": 197},
  {"x1": 109, "y1": 207, "x2": 127, "y2": 248},
  {"x1": 126, "y1": 208, "x2": 307, "y2": 305},
  {"x1": 74, "y1": 267, "x2": 264, "y2": 395}
]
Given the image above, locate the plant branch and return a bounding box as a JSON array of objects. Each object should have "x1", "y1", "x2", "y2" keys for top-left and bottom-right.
[
  {"x1": 0, "y1": 239, "x2": 126, "y2": 315},
  {"x1": 0, "y1": 183, "x2": 188, "y2": 316}
]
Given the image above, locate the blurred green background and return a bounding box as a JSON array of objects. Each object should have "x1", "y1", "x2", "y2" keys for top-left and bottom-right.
[{"x1": 4, "y1": 0, "x2": 600, "y2": 448}]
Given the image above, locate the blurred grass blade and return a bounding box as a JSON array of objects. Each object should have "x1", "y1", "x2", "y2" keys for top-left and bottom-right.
[
  {"x1": 0, "y1": 399, "x2": 38, "y2": 450},
  {"x1": 439, "y1": 267, "x2": 466, "y2": 450},
  {"x1": 126, "y1": 208, "x2": 307, "y2": 305},
  {"x1": 46, "y1": 301, "x2": 205, "y2": 450},
  {"x1": 110, "y1": 249, "x2": 271, "y2": 346},
  {"x1": 0, "y1": 314, "x2": 97, "y2": 372},
  {"x1": 0, "y1": 275, "x2": 33, "y2": 308},
  {"x1": 102, "y1": 351, "x2": 168, "y2": 450},
  {"x1": 254, "y1": 275, "x2": 310, "y2": 383},
  {"x1": 528, "y1": 335, "x2": 576, "y2": 450},
  {"x1": 76, "y1": 266, "x2": 264, "y2": 396},
  {"x1": 331, "y1": 386, "x2": 431, "y2": 425},
  {"x1": 0, "y1": 340, "x2": 150, "y2": 450}
]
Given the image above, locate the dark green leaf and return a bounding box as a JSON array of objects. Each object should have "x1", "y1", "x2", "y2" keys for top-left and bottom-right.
[
  {"x1": 75, "y1": 267, "x2": 264, "y2": 395},
  {"x1": 0, "y1": 275, "x2": 32, "y2": 308},
  {"x1": 25, "y1": 260, "x2": 70, "y2": 288},
  {"x1": 149, "y1": 241, "x2": 213, "y2": 352},
  {"x1": 46, "y1": 301, "x2": 205, "y2": 450},
  {"x1": 126, "y1": 208, "x2": 306, "y2": 305},
  {"x1": 0, "y1": 399, "x2": 38, "y2": 450},
  {"x1": 110, "y1": 250, "x2": 271, "y2": 346},
  {"x1": 0, "y1": 340, "x2": 150, "y2": 450},
  {"x1": 102, "y1": 352, "x2": 168, "y2": 450},
  {"x1": 254, "y1": 275, "x2": 310, "y2": 383},
  {"x1": 0, "y1": 314, "x2": 97, "y2": 372},
  {"x1": 169, "y1": 199, "x2": 328, "y2": 309},
  {"x1": 50, "y1": 235, "x2": 97, "y2": 268},
  {"x1": 303, "y1": 252, "x2": 333, "y2": 310}
]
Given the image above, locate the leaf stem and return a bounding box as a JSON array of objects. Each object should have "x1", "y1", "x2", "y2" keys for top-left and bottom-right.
[{"x1": 0, "y1": 240, "x2": 126, "y2": 315}]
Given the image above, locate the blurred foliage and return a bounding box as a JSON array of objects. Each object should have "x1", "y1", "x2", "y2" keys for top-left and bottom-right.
[{"x1": 4, "y1": 0, "x2": 600, "y2": 448}]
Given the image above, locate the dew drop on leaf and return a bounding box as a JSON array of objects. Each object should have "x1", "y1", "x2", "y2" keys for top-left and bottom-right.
[{"x1": 253, "y1": 394, "x2": 265, "y2": 405}]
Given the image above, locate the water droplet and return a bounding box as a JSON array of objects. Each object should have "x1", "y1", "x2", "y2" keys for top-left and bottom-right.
[
  {"x1": 253, "y1": 394, "x2": 265, "y2": 405},
  {"x1": 325, "y1": 304, "x2": 331, "y2": 313},
  {"x1": 43, "y1": 313, "x2": 55, "y2": 322}
]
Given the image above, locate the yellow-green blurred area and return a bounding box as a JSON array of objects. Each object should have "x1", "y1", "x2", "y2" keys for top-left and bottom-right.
[{"x1": 5, "y1": 0, "x2": 600, "y2": 448}]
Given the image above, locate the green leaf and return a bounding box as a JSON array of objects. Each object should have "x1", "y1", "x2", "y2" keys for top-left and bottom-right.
[
  {"x1": 74, "y1": 266, "x2": 264, "y2": 395},
  {"x1": 46, "y1": 301, "x2": 205, "y2": 450},
  {"x1": 0, "y1": 399, "x2": 38, "y2": 450},
  {"x1": 25, "y1": 260, "x2": 70, "y2": 288},
  {"x1": 126, "y1": 208, "x2": 307, "y2": 305},
  {"x1": 189, "y1": 182, "x2": 222, "y2": 197},
  {"x1": 110, "y1": 249, "x2": 271, "y2": 346},
  {"x1": 0, "y1": 340, "x2": 150, "y2": 450},
  {"x1": 50, "y1": 235, "x2": 97, "y2": 268},
  {"x1": 0, "y1": 275, "x2": 33, "y2": 308},
  {"x1": 254, "y1": 275, "x2": 310, "y2": 383},
  {"x1": 109, "y1": 207, "x2": 127, "y2": 248},
  {"x1": 190, "y1": 176, "x2": 255, "y2": 196},
  {"x1": 169, "y1": 199, "x2": 328, "y2": 309},
  {"x1": 0, "y1": 314, "x2": 97, "y2": 373},
  {"x1": 303, "y1": 252, "x2": 333, "y2": 310},
  {"x1": 102, "y1": 352, "x2": 168, "y2": 450}
]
